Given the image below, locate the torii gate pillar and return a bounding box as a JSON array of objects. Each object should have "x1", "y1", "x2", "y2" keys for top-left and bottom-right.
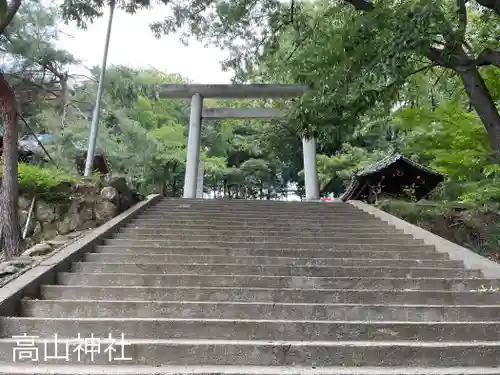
[
  {"x1": 183, "y1": 93, "x2": 203, "y2": 198},
  {"x1": 302, "y1": 137, "x2": 320, "y2": 200}
]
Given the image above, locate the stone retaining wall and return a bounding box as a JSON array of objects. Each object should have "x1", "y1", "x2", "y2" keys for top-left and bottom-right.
[{"x1": 0, "y1": 177, "x2": 144, "y2": 283}]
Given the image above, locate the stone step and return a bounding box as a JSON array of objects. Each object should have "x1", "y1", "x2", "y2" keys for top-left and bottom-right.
[
  {"x1": 104, "y1": 239, "x2": 426, "y2": 249},
  {"x1": 1, "y1": 338, "x2": 500, "y2": 366},
  {"x1": 127, "y1": 221, "x2": 397, "y2": 230},
  {"x1": 152, "y1": 202, "x2": 353, "y2": 206},
  {"x1": 112, "y1": 233, "x2": 415, "y2": 241},
  {"x1": 157, "y1": 199, "x2": 330, "y2": 203},
  {"x1": 58, "y1": 273, "x2": 495, "y2": 291},
  {"x1": 127, "y1": 224, "x2": 402, "y2": 233},
  {"x1": 97, "y1": 243, "x2": 438, "y2": 252},
  {"x1": 71, "y1": 262, "x2": 479, "y2": 278},
  {"x1": 146, "y1": 214, "x2": 369, "y2": 221},
  {"x1": 84, "y1": 253, "x2": 462, "y2": 268},
  {"x1": 22, "y1": 300, "x2": 500, "y2": 321},
  {"x1": 1, "y1": 365, "x2": 500, "y2": 375},
  {"x1": 144, "y1": 205, "x2": 368, "y2": 211},
  {"x1": 40, "y1": 285, "x2": 498, "y2": 304},
  {"x1": 152, "y1": 200, "x2": 354, "y2": 206},
  {"x1": 135, "y1": 215, "x2": 381, "y2": 223},
  {"x1": 5, "y1": 197, "x2": 499, "y2": 372},
  {"x1": 129, "y1": 221, "x2": 388, "y2": 229},
  {"x1": 147, "y1": 208, "x2": 366, "y2": 215},
  {"x1": 147, "y1": 207, "x2": 365, "y2": 212},
  {"x1": 149, "y1": 202, "x2": 361, "y2": 208},
  {"x1": 127, "y1": 222, "x2": 398, "y2": 231},
  {"x1": 156, "y1": 197, "x2": 344, "y2": 208},
  {"x1": 136, "y1": 210, "x2": 376, "y2": 217},
  {"x1": 94, "y1": 246, "x2": 446, "y2": 260},
  {"x1": 121, "y1": 227, "x2": 405, "y2": 234},
  {"x1": 154, "y1": 201, "x2": 353, "y2": 207},
  {"x1": 3, "y1": 317, "x2": 500, "y2": 342}
]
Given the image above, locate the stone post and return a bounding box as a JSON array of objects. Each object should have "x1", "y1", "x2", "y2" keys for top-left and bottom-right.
[
  {"x1": 302, "y1": 136, "x2": 320, "y2": 200},
  {"x1": 183, "y1": 93, "x2": 203, "y2": 198}
]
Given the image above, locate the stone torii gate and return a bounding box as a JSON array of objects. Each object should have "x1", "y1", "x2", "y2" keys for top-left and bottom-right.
[{"x1": 156, "y1": 84, "x2": 320, "y2": 200}]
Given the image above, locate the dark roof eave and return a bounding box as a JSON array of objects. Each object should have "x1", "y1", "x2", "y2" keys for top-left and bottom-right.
[{"x1": 355, "y1": 153, "x2": 443, "y2": 179}]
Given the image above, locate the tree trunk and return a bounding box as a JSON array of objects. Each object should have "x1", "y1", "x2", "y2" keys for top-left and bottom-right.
[
  {"x1": 457, "y1": 67, "x2": 500, "y2": 154},
  {"x1": 161, "y1": 180, "x2": 167, "y2": 196},
  {"x1": 58, "y1": 72, "x2": 69, "y2": 125},
  {"x1": 0, "y1": 74, "x2": 21, "y2": 260},
  {"x1": 0, "y1": 0, "x2": 22, "y2": 36},
  {"x1": 172, "y1": 176, "x2": 177, "y2": 197},
  {"x1": 161, "y1": 165, "x2": 169, "y2": 196}
]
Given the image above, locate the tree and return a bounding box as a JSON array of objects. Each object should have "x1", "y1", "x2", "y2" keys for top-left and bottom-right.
[
  {"x1": 150, "y1": 123, "x2": 187, "y2": 196},
  {"x1": 339, "y1": 0, "x2": 500, "y2": 153},
  {"x1": 40, "y1": 65, "x2": 192, "y2": 195},
  {"x1": 275, "y1": 0, "x2": 500, "y2": 153},
  {"x1": 0, "y1": 74, "x2": 20, "y2": 258},
  {"x1": 126, "y1": 0, "x2": 500, "y2": 154},
  {"x1": 0, "y1": 0, "x2": 74, "y2": 258},
  {"x1": 2, "y1": 0, "x2": 75, "y2": 116},
  {"x1": 0, "y1": 0, "x2": 170, "y2": 258},
  {"x1": 0, "y1": 0, "x2": 23, "y2": 258}
]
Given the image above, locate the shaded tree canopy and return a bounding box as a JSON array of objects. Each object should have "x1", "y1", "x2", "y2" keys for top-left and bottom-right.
[{"x1": 63, "y1": 0, "x2": 500, "y2": 153}]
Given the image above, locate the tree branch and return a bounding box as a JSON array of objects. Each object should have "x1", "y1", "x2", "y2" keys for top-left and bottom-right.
[
  {"x1": 4, "y1": 72, "x2": 61, "y2": 97},
  {"x1": 422, "y1": 45, "x2": 478, "y2": 69},
  {"x1": 456, "y1": 0, "x2": 468, "y2": 41},
  {"x1": 286, "y1": 5, "x2": 339, "y2": 61},
  {"x1": 343, "y1": 0, "x2": 374, "y2": 11},
  {"x1": 475, "y1": 0, "x2": 500, "y2": 16},
  {"x1": 1, "y1": 33, "x2": 71, "y2": 85},
  {"x1": 432, "y1": 68, "x2": 449, "y2": 87},
  {"x1": 475, "y1": 48, "x2": 500, "y2": 67},
  {"x1": 426, "y1": 46, "x2": 500, "y2": 69},
  {"x1": 286, "y1": 42, "x2": 300, "y2": 60},
  {"x1": 69, "y1": 73, "x2": 98, "y2": 83},
  {"x1": 422, "y1": 47, "x2": 455, "y2": 68},
  {"x1": 69, "y1": 103, "x2": 89, "y2": 121},
  {"x1": 399, "y1": 64, "x2": 437, "y2": 85},
  {"x1": 0, "y1": 0, "x2": 22, "y2": 36}
]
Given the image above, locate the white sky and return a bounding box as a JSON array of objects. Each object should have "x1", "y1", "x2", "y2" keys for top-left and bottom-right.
[{"x1": 56, "y1": 5, "x2": 233, "y2": 84}]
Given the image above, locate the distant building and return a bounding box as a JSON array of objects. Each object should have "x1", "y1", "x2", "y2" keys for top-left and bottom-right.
[{"x1": 340, "y1": 153, "x2": 444, "y2": 203}]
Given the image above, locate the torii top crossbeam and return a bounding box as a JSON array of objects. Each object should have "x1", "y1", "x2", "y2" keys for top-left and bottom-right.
[{"x1": 156, "y1": 84, "x2": 307, "y2": 99}]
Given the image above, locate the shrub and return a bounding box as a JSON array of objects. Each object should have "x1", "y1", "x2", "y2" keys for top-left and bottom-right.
[
  {"x1": 0, "y1": 162, "x2": 81, "y2": 200},
  {"x1": 378, "y1": 199, "x2": 500, "y2": 259}
]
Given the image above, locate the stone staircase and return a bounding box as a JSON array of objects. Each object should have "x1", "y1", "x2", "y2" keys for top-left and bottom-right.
[{"x1": 1, "y1": 198, "x2": 500, "y2": 374}]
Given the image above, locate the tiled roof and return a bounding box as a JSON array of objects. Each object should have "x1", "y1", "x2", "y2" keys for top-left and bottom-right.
[
  {"x1": 355, "y1": 153, "x2": 443, "y2": 178},
  {"x1": 340, "y1": 153, "x2": 444, "y2": 201}
]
